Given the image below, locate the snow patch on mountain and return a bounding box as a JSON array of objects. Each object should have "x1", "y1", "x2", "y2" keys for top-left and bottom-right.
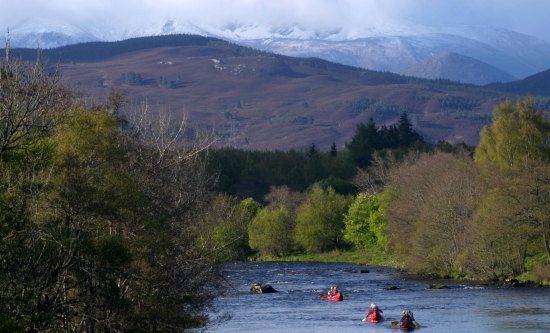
[{"x1": 4, "y1": 18, "x2": 550, "y2": 79}]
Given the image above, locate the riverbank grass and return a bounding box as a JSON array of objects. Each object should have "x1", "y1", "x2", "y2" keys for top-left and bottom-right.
[{"x1": 254, "y1": 249, "x2": 396, "y2": 266}]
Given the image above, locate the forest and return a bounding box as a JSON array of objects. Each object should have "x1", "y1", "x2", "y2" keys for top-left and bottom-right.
[{"x1": 1, "y1": 45, "x2": 550, "y2": 332}]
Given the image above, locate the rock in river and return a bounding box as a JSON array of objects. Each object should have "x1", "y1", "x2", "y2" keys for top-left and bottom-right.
[{"x1": 250, "y1": 283, "x2": 277, "y2": 293}]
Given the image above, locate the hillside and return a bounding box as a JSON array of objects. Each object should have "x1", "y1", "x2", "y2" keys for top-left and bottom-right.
[
  {"x1": 486, "y1": 68, "x2": 550, "y2": 97},
  {"x1": 5, "y1": 35, "x2": 539, "y2": 151},
  {"x1": 396, "y1": 52, "x2": 518, "y2": 85}
]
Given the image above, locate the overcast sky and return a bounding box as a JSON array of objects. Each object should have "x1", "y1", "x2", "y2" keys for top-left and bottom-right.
[{"x1": 2, "y1": 0, "x2": 550, "y2": 41}]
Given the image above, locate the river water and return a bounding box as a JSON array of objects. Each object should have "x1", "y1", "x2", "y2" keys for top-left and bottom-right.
[{"x1": 211, "y1": 261, "x2": 550, "y2": 333}]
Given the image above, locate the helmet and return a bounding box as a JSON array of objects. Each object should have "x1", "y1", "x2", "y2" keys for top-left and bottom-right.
[
  {"x1": 371, "y1": 303, "x2": 376, "y2": 308},
  {"x1": 403, "y1": 311, "x2": 407, "y2": 315}
]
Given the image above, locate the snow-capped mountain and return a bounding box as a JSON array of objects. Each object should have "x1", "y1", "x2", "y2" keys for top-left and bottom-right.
[
  {"x1": 7, "y1": 19, "x2": 100, "y2": 49},
  {"x1": 5, "y1": 18, "x2": 550, "y2": 80}
]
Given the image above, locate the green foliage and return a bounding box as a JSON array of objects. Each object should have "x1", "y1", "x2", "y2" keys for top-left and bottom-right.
[
  {"x1": 235, "y1": 98, "x2": 243, "y2": 109},
  {"x1": 316, "y1": 176, "x2": 356, "y2": 195},
  {"x1": 344, "y1": 97, "x2": 376, "y2": 113},
  {"x1": 157, "y1": 75, "x2": 170, "y2": 88},
  {"x1": 345, "y1": 113, "x2": 427, "y2": 167},
  {"x1": 343, "y1": 193, "x2": 378, "y2": 249},
  {"x1": 345, "y1": 117, "x2": 382, "y2": 167},
  {"x1": 199, "y1": 195, "x2": 262, "y2": 261},
  {"x1": 343, "y1": 189, "x2": 395, "y2": 250},
  {"x1": 294, "y1": 186, "x2": 353, "y2": 253},
  {"x1": 248, "y1": 206, "x2": 294, "y2": 256},
  {"x1": 475, "y1": 97, "x2": 550, "y2": 168},
  {"x1": 438, "y1": 95, "x2": 476, "y2": 110},
  {"x1": 207, "y1": 147, "x2": 355, "y2": 201},
  {"x1": 120, "y1": 71, "x2": 142, "y2": 85}
]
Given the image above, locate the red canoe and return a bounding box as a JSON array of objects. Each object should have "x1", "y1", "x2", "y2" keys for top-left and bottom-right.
[
  {"x1": 327, "y1": 291, "x2": 343, "y2": 301},
  {"x1": 400, "y1": 317, "x2": 416, "y2": 330},
  {"x1": 367, "y1": 310, "x2": 384, "y2": 323}
]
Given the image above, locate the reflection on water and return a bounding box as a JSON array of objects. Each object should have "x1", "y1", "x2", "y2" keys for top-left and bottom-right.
[{"x1": 212, "y1": 262, "x2": 550, "y2": 333}]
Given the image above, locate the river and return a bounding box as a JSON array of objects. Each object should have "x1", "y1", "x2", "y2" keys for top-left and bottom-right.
[{"x1": 211, "y1": 261, "x2": 550, "y2": 333}]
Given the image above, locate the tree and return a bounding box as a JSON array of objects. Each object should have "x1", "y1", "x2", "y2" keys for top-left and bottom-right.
[
  {"x1": 345, "y1": 117, "x2": 381, "y2": 167},
  {"x1": 386, "y1": 151, "x2": 481, "y2": 277},
  {"x1": 248, "y1": 206, "x2": 294, "y2": 256},
  {"x1": 343, "y1": 190, "x2": 394, "y2": 250},
  {"x1": 121, "y1": 71, "x2": 142, "y2": 86},
  {"x1": 294, "y1": 186, "x2": 353, "y2": 253},
  {"x1": 197, "y1": 195, "x2": 262, "y2": 261},
  {"x1": 307, "y1": 142, "x2": 319, "y2": 158},
  {"x1": 330, "y1": 142, "x2": 337, "y2": 157},
  {"x1": 0, "y1": 44, "x2": 71, "y2": 160},
  {"x1": 481, "y1": 160, "x2": 550, "y2": 265},
  {"x1": 475, "y1": 97, "x2": 550, "y2": 169},
  {"x1": 472, "y1": 184, "x2": 535, "y2": 278},
  {"x1": 304, "y1": 153, "x2": 327, "y2": 185},
  {"x1": 264, "y1": 185, "x2": 304, "y2": 218},
  {"x1": 397, "y1": 111, "x2": 422, "y2": 147}
]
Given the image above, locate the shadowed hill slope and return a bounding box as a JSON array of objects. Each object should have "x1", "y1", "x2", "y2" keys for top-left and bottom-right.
[
  {"x1": 485, "y1": 68, "x2": 550, "y2": 97},
  {"x1": 396, "y1": 52, "x2": 518, "y2": 85}
]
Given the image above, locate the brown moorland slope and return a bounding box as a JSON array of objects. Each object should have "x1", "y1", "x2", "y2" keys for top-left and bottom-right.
[{"x1": 55, "y1": 42, "x2": 516, "y2": 151}]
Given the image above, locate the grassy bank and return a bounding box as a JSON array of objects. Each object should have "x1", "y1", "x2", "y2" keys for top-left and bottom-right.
[
  {"x1": 252, "y1": 249, "x2": 398, "y2": 267},
  {"x1": 251, "y1": 249, "x2": 550, "y2": 285}
]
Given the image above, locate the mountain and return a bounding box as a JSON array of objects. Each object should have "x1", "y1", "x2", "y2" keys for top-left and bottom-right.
[
  {"x1": 7, "y1": 35, "x2": 540, "y2": 151},
  {"x1": 395, "y1": 52, "x2": 517, "y2": 85},
  {"x1": 485, "y1": 68, "x2": 550, "y2": 97},
  {"x1": 5, "y1": 19, "x2": 550, "y2": 80},
  {"x1": 241, "y1": 32, "x2": 550, "y2": 80},
  {"x1": 7, "y1": 19, "x2": 100, "y2": 49}
]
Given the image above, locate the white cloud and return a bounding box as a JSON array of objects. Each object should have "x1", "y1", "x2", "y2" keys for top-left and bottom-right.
[{"x1": 2, "y1": 0, "x2": 549, "y2": 41}]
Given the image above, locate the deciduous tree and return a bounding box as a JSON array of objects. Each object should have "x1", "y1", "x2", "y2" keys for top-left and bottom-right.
[
  {"x1": 248, "y1": 206, "x2": 294, "y2": 256},
  {"x1": 475, "y1": 97, "x2": 550, "y2": 168},
  {"x1": 294, "y1": 186, "x2": 353, "y2": 253}
]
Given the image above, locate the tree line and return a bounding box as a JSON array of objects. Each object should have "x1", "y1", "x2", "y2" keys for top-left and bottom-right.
[{"x1": 233, "y1": 97, "x2": 550, "y2": 283}]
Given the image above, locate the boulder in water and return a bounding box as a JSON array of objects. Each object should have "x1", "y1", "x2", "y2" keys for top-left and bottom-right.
[
  {"x1": 250, "y1": 283, "x2": 277, "y2": 293},
  {"x1": 429, "y1": 284, "x2": 449, "y2": 289}
]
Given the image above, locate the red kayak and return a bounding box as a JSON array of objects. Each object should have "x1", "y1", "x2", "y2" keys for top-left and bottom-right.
[
  {"x1": 327, "y1": 291, "x2": 343, "y2": 301},
  {"x1": 367, "y1": 310, "x2": 384, "y2": 322},
  {"x1": 400, "y1": 317, "x2": 416, "y2": 330}
]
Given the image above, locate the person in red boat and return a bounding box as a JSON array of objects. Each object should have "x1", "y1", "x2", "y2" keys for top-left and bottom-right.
[
  {"x1": 363, "y1": 303, "x2": 384, "y2": 322},
  {"x1": 366, "y1": 303, "x2": 383, "y2": 317},
  {"x1": 400, "y1": 310, "x2": 414, "y2": 322}
]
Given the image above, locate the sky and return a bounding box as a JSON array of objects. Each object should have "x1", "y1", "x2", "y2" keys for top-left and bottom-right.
[{"x1": 2, "y1": 0, "x2": 550, "y2": 41}]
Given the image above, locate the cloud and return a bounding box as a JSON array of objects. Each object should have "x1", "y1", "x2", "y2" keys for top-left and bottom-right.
[{"x1": 2, "y1": 0, "x2": 549, "y2": 41}]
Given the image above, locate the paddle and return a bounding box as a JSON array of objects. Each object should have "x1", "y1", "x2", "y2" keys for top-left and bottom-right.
[{"x1": 391, "y1": 320, "x2": 421, "y2": 328}]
